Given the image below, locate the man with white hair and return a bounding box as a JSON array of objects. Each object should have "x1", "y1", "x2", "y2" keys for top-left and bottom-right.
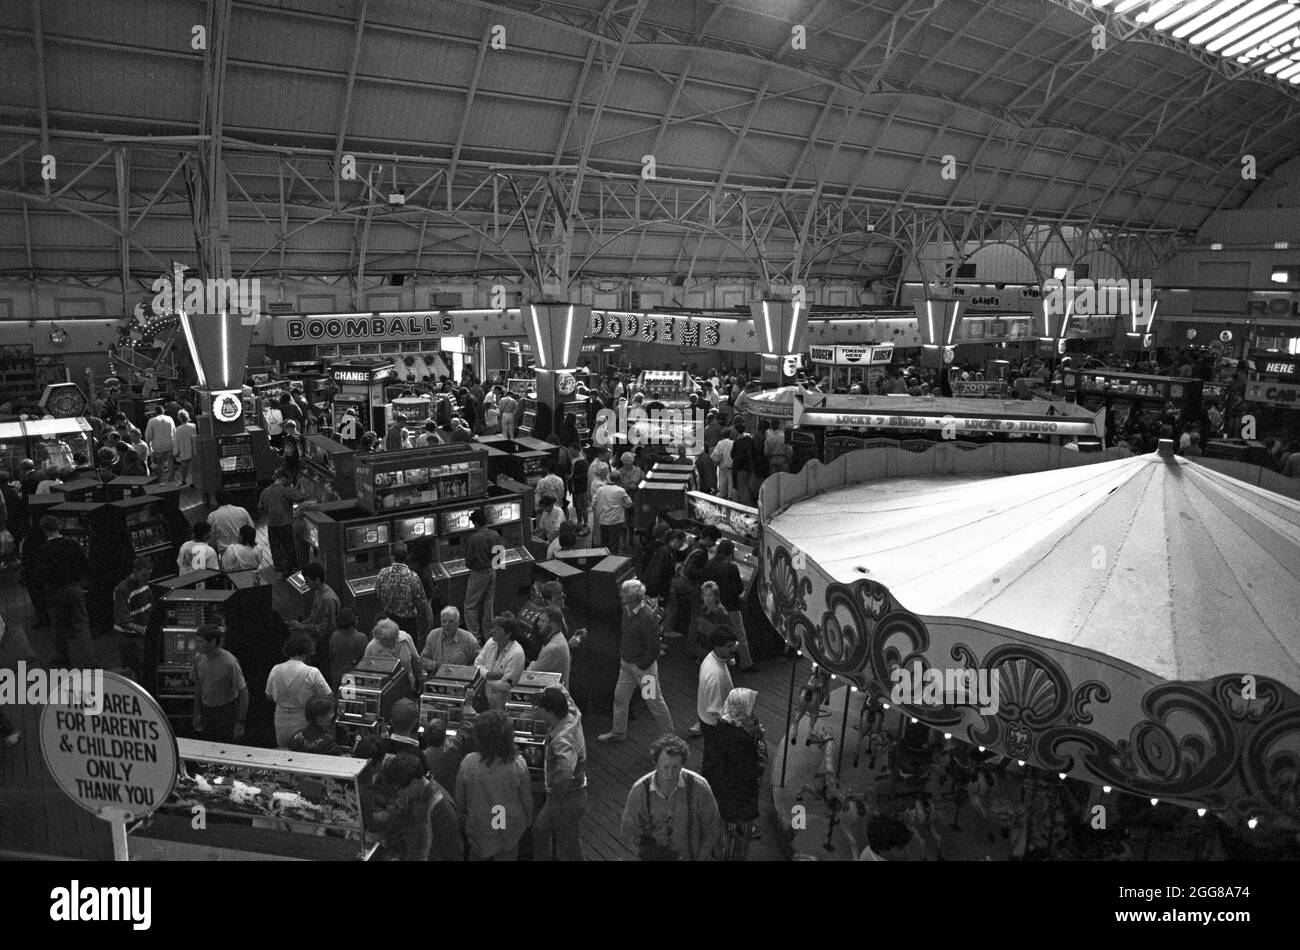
[
  {"x1": 420, "y1": 605, "x2": 480, "y2": 671},
  {"x1": 598, "y1": 579, "x2": 675, "y2": 743}
]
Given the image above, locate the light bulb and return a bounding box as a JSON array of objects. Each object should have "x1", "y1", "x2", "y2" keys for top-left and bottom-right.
[
  {"x1": 1150, "y1": 798, "x2": 1159, "y2": 806},
  {"x1": 1196, "y1": 808, "x2": 1206, "y2": 818},
  {"x1": 850, "y1": 685, "x2": 858, "y2": 692},
  {"x1": 978, "y1": 746, "x2": 985, "y2": 752},
  {"x1": 882, "y1": 703, "x2": 890, "y2": 710},
  {"x1": 910, "y1": 717, "x2": 917, "y2": 724},
  {"x1": 943, "y1": 733, "x2": 952, "y2": 740},
  {"x1": 1059, "y1": 772, "x2": 1067, "y2": 781},
  {"x1": 1248, "y1": 817, "x2": 1258, "y2": 829},
  {"x1": 1103, "y1": 786, "x2": 1112, "y2": 794},
  {"x1": 1017, "y1": 760, "x2": 1025, "y2": 767}
]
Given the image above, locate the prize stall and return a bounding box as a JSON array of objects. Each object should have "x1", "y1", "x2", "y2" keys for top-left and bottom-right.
[
  {"x1": 0, "y1": 416, "x2": 96, "y2": 474},
  {"x1": 1057, "y1": 367, "x2": 1224, "y2": 438}
]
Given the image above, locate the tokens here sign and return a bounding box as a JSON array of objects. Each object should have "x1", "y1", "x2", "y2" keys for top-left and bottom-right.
[{"x1": 40, "y1": 671, "x2": 178, "y2": 822}]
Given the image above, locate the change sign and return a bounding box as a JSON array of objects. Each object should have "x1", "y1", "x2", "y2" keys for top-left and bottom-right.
[{"x1": 40, "y1": 671, "x2": 178, "y2": 823}]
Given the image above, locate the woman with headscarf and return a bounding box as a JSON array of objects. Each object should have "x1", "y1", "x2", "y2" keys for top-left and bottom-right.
[{"x1": 704, "y1": 687, "x2": 767, "y2": 861}]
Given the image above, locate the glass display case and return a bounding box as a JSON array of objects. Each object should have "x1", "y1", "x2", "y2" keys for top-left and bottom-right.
[
  {"x1": 0, "y1": 417, "x2": 95, "y2": 475},
  {"x1": 155, "y1": 739, "x2": 379, "y2": 859},
  {"x1": 353, "y1": 444, "x2": 487, "y2": 514}
]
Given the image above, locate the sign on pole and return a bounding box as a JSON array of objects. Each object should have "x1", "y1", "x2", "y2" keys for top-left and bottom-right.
[{"x1": 40, "y1": 672, "x2": 179, "y2": 860}]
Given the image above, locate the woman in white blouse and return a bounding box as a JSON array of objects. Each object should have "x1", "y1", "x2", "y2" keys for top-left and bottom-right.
[
  {"x1": 474, "y1": 617, "x2": 526, "y2": 711},
  {"x1": 265, "y1": 630, "x2": 332, "y2": 748}
]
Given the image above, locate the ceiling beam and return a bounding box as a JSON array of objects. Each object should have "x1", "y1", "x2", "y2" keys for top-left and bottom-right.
[{"x1": 332, "y1": 0, "x2": 369, "y2": 212}]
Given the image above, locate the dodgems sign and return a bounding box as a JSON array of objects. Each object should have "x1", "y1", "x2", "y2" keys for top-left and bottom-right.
[{"x1": 588, "y1": 310, "x2": 723, "y2": 350}]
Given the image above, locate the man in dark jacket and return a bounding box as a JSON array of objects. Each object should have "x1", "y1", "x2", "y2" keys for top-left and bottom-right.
[
  {"x1": 31, "y1": 515, "x2": 95, "y2": 668},
  {"x1": 640, "y1": 524, "x2": 676, "y2": 599},
  {"x1": 703, "y1": 540, "x2": 754, "y2": 672},
  {"x1": 728, "y1": 420, "x2": 758, "y2": 506},
  {"x1": 598, "y1": 579, "x2": 675, "y2": 743}
]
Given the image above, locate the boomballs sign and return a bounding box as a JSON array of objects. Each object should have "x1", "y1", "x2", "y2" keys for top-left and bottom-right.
[{"x1": 588, "y1": 311, "x2": 722, "y2": 350}]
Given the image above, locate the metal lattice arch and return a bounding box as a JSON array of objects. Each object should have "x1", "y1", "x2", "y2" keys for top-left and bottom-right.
[{"x1": 1, "y1": 0, "x2": 1299, "y2": 312}]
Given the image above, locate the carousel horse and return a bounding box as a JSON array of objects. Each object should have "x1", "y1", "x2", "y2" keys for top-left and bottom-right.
[
  {"x1": 852, "y1": 694, "x2": 890, "y2": 769},
  {"x1": 794, "y1": 727, "x2": 873, "y2": 853},
  {"x1": 789, "y1": 668, "x2": 832, "y2": 745}
]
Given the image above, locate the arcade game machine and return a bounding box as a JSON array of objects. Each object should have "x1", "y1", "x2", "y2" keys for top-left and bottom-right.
[
  {"x1": 329, "y1": 359, "x2": 396, "y2": 441},
  {"x1": 107, "y1": 493, "x2": 177, "y2": 579},
  {"x1": 506, "y1": 670, "x2": 563, "y2": 778},
  {"x1": 335, "y1": 516, "x2": 392, "y2": 623},
  {"x1": 192, "y1": 387, "x2": 276, "y2": 508},
  {"x1": 49, "y1": 499, "x2": 114, "y2": 635},
  {"x1": 420, "y1": 663, "x2": 484, "y2": 739},
  {"x1": 300, "y1": 433, "x2": 358, "y2": 502},
  {"x1": 336, "y1": 657, "x2": 406, "y2": 743},
  {"x1": 634, "y1": 461, "x2": 696, "y2": 533},
  {"x1": 517, "y1": 392, "x2": 552, "y2": 441},
  {"x1": 153, "y1": 570, "x2": 280, "y2": 744}
]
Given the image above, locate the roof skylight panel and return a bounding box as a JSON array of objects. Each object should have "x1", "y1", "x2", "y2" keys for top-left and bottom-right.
[{"x1": 1212, "y1": 7, "x2": 1300, "y2": 54}]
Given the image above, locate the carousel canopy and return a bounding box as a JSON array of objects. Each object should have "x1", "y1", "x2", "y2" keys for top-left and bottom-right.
[{"x1": 769, "y1": 451, "x2": 1300, "y2": 694}]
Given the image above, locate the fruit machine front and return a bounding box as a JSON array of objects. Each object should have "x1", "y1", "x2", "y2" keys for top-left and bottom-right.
[
  {"x1": 339, "y1": 517, "x2": 393, "y2": 619},
  {"x1": 329, "y1": 360, "x2": 397, "y2": 440},
  {"x1": 420, "y1": 663, "x2": 485, "y2": 739},
  {"x1": 300, "y1": 433, "x2": 357, "y2": 502},
  {"x1": 633, "y1": 462, "x2": 695, "y2": 532},
  {"x1": 108, "y1": 494, "x2": 177, "y2": 577},
  {"x1": 506, "y1": 670, "x2": 563, "y2": 778},
  {"x1": 155, "y1": 581, "x2": 237, "y2": 731},
  {"x1": 337, "y1": 656, "x2": 407, "y2": 742},
  {"x1": 286, "y1": 505, "x2": 335, "y2": 607},
  {"x1": 484, "y1": 491, "x2": 535, "y2": 606},
  {"x1": 432, "y1": 503, "x2": 481, "y2": 615}
]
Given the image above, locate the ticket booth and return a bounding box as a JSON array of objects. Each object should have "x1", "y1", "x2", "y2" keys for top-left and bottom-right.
[
  {"x1": 807, "y1": 343, "x2": 895, "y2": 392},
  {"x1": 330, "y1": 360, "x2": 397, "y2": 441}
]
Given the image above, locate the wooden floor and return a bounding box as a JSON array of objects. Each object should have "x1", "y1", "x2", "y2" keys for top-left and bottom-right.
[{"x1": 0, "y1": 506, "x2": 805, "y2": 862}]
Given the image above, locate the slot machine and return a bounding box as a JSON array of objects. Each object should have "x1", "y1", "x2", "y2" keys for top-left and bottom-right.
[
  {"x1": 300, "y1": 434, "x2": 357, "y2": 502},
  {"x1": 419, "y1": 663, "x2": 484, "y2": 738},
  {"x1": 108, "y1": 494, "x2": 176, "y2": 576},
  {"x1": 432, "y1": 504, "x2": 479, "y2": 611},
  {"x1": 557, "y1": 395, "x2": 590, "y2": 444},
  {"x1": 506, "y1": 670, "x2": 563, "y2": 776},
  {"x1": 156, "y1": 583, "x2": 237, "y2": 730},
  {"x1": 483, "y1": 493, "x2": 535, "y2": 613},
  {"x1": 336, "y1": 656, "x2": 406, "y2": 740},
  {"x1": 340, "y1": 518, "x2": 393, "y2": 611},
  {"x1": 192, "y1": 387, "x2": 275, "y2": 509},
  {"x1": 517, "y1": 396, "x2": 551, "y2": 440}
]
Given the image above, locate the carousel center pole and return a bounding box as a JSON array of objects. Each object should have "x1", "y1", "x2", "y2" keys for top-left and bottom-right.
[
  {"x1": 834, "y1": 684, "x2": 852, "y2": 778},
  {"x1": 779, "y1": 645, "x2": 800, "y2": 787}
]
